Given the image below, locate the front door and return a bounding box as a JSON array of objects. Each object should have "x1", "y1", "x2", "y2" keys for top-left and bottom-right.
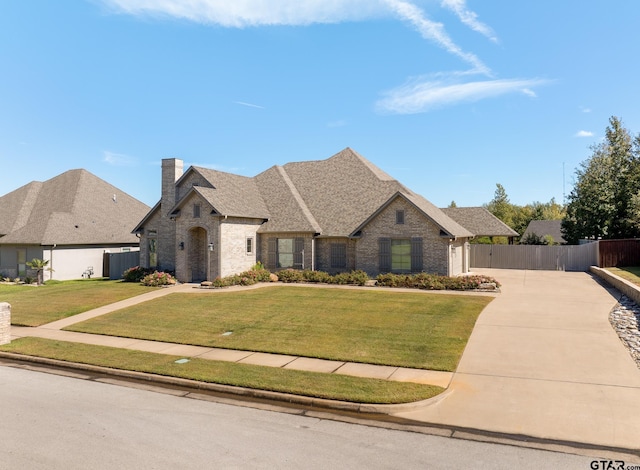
[{"x1": 188, "y1": 227, "x2": 207, "y2": 282}]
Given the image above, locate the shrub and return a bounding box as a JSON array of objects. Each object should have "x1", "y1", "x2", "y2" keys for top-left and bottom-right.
[
  {"x1": 375, "y1": 272, "x2": 500, "y2": 291},
  {"x1": 301, "y1": 270, "x2": 331, "y2": 283},
  {"x1": 329, "y1": 270, "x2": 370, "y2": 286},
  {"x1": 141, "y1": 271, "x2": 175, "y2": 287},
  {"x1": 123, "y1": 266, "x2": 152, "y2": 282},
  {"x1": 277, "y1": 269, "x2": 305, "y2": 283}
]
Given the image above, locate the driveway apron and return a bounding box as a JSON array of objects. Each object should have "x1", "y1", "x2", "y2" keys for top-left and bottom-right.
[{"x1": 394, "y1": 269, "x2": 640, "y2": 451}]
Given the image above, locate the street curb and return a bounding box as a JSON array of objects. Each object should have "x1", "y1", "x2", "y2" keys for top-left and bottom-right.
[
  {"x1": 0, "y1": 351, "x2": 445, "y2": 413},
  {"x1": 2, "y1": 351, "x2": 639, "y2": 462}
]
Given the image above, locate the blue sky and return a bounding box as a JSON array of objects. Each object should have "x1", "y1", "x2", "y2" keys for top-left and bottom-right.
[{"x1": 2, "y1": 1, "x2": 639, "y2": 209}]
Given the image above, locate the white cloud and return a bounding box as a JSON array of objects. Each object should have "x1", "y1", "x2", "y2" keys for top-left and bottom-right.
[
  {"x1": 103, "y1": 151, "x2": 137, "y2": 166},
  {"x1": 441, "y1": 0, "x2": 498, "y2": 43},
  {"x1": 575, "y1": 130, "x2": 593, "y2": 137},
  {"x1": 234, "y1": 101, "x2": 264, "y2": 109},
  {"x1": 522, "y1": 88, "x2": 536, "y2": 98},
  {"x1": 101, "y1": 0, "x2": 490, "y2": 74},
  {"x1": 580, "y1": 106, "x2": 592, "y2": 113},
  {"x1": 376, "y1": 77, "x2": 551, "y2": 114},
  {"x1": 327, "y1": 119, "x2": 348, "y2": 128},
  {"x1": 383, "y1": 0, "x2": 490, "y2": 75},
  {"x1": 100, "y1": 0, "x2": 386, "y2": 27}
]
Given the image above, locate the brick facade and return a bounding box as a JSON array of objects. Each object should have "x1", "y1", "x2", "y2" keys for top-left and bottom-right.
[
  {"x1": 315, "y1": 238, "x2": 357, "y2": 273},
  {"x1": 355, "y1": 196, "x2": 451, "y2": 276},
  {"x1": 137, "y1": 156, "x2": 473, "y2": 282}
]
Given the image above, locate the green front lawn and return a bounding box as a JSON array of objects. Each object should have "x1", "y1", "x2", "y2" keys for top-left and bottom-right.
[
  {"x1": 0, "y1": 279, "x2": 155, "y2": 326},
  {"x1": 0, "y1": 337, "x2": 443, "y2": 404},
  {"x1": 68, "y1": 286, "x2": 493, "y2": 371}
]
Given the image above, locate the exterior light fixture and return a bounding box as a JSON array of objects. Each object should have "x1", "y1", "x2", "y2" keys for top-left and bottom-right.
[
  {"x1": 179, "y1": 242, "x2": 184, "y2": 250},
  {"x1": 208, "y1": 243, "x2": 214, "y2": 251}
]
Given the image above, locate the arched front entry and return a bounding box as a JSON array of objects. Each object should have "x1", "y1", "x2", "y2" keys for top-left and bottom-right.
[{"x1": 188, "y1": 227, "x2": 208, "y2": 282}]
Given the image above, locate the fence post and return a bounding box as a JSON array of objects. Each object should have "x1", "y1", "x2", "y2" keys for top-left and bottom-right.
[{"x1": 0, "y1": 302, "x2": 10, "y2": 345}]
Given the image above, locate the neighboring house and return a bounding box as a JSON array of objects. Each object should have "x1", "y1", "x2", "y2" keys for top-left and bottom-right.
[
  {"x1": 522, "y1": 220, "x2": 566, "y2": 244},
  {"x1": 441, "y1": 207, "x2": 519, "y2": 243},
  {"x1": 0, "y1": 169, "x2": 150, "y2": 281},
  {"x1": 134, "y1": 148, "x2": 514, "y2": 282}
]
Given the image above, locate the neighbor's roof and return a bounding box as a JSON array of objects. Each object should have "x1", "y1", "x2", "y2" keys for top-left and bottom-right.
[
  {"x1": 441, "y1": 207, "x2": 519, "y2": 238},
  {"x1": 0, "y1": 169, "x2": 150, "y2": 245},
  {"x1": 522, "y1": 219, "x2": 566, "y2": 244}
]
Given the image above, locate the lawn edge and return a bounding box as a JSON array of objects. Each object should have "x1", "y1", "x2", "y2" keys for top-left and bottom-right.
[{"x1": 0, "y1": 351, "x2": 448, "y2": 413}]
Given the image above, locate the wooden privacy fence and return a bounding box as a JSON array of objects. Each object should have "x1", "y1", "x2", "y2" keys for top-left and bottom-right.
[
  {"x1": 470, "y1": 243, "x2": 599, "y2": 271},
  {"x1": 103, "y1": 251, "x2": 140, "y2": 280},
  {"x1": 598, "y1": 239, "x2": 640, "y2": 267}
]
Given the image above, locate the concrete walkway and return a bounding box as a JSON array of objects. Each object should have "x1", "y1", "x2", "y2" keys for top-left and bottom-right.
[
  {"x1": 394, "y1": 269, "x2": 640, "y2": 452},
  {"x1": 9, "y1": 282, "x2": 453, "y2": 388}
]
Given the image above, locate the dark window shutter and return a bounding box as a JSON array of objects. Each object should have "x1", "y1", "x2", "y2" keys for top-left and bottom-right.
[
  {"x1": 411, "y1": 237, "x2": 423, "y2": 272},
  {"x1": 330, "y1": 243, "x2": 347, "y2": 269},
  {"x1": 379, "y1": 238, "x2": 391, "y2": 273},
  {"x1": 267, "y1": 238, "x2": 277, "y2": 270},
  {"x1": 294, "y1": 237, "x2": 304, "y2": 269}
]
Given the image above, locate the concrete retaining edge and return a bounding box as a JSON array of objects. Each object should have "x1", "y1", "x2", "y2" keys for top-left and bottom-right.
[{"x1": 590, "y1": 266, "x2": 640, "y2": 303}]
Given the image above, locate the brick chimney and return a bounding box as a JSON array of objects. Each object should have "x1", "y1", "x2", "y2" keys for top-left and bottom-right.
[{"x1": 161, "y1": 158, "x2": 184, "y2": 216}]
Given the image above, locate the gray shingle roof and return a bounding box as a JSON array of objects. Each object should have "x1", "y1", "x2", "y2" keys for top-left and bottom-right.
[
  {"x1": 441, "y1": 207, "x2": 519, "y2": 237},
  {"x1": 162, "y1": 147, "x2": 476, "y2": 239},
  {"x1": 182, "y1": 167, "x2": 270, "y2": 219},
  {"x1": 522, "y1": 219, "x2": 566, "y2": 244},
  {"x1": 0, "y1": 169, "x2": 150, "y2": 245}
]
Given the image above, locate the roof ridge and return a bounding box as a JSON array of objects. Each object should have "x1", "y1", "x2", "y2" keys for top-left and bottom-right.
[
  {"x1": 11, "y1": 181, "x2": 43, "y2": 232},
  {"x1": 276, "y1": 165, "x2": 322, "y2": 233}
]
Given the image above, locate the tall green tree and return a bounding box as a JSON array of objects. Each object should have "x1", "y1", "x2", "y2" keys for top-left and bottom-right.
[{"x1": 562, "y1": 116, "x2": 640, "y2": 244}]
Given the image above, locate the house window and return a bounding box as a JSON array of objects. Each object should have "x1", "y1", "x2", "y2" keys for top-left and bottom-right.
[
  {"x1": 17, "y1": 248, "x2": 26, "y2": 277},
  {"x1": 391, "y1": 239, "x2": 411, "y2": 272},
  {"x1": 396, "y1": 210, "x2": 405, "y2": 225},
  {"x1": 330, "y1": 243, "x2": 347, "y2": 269},
  {"x1": 267, "y1": 237, "x2": 304, "y2": 269},
  {"x1": 277, "y1": 238, "x2": 294, "y2": 268},
  {"x1": 148, "y1": 230, "x2": 157, "y2": 268},
  {"x1": 246, "y1": 237, "x2": 254, "y2": 255},
  {"x1": 379, "y1": 237, "x2": 423, "y2": 273},
  {"x1": 193, "y1": 204, "x2": 201, "y2": 218}
]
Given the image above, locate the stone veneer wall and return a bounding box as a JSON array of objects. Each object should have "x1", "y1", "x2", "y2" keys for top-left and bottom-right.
[
  {"x1": 220, "y1": 218, "x2": 263, "y2": 277},
  {"x1": 0, "y1": 302, "x2": 10, "y2": 345},
  {"x1": 355, "y1": 197, "x2": 449, "y2": 276}
]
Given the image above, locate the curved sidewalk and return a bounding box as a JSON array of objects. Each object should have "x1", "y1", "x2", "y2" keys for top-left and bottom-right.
[{"x1": 393, "y1": 269, "x2": 640, "y2": 453}]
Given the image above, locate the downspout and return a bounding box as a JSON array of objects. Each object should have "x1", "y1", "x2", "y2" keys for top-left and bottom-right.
[{"x1": 311, "y1": 237, "x2": 315, "y2": 271}]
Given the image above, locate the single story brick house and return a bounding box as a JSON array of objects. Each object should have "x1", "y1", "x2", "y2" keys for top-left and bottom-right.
[
  {"x1": 133, "y1": 148, "x2": 512, "y2": 282},
  {"x1": 0, "y1": 169, "x2": 149, "y2": 281}
]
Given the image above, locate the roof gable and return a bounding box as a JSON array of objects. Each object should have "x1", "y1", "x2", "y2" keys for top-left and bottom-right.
[
  {"x1": 441, "y1": 207, "x2": 519, "y2": 238},
  {"x1": 350, "y1": 191, "x2": 473, "y2": 239},
  {"x1": 171, "y1": 167, "x2": 270, "y2": 220}
]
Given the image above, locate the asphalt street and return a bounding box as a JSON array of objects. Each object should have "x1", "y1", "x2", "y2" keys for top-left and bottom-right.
[{"x1": 0, "y1": 365, "x2": 597, "y2": 470}]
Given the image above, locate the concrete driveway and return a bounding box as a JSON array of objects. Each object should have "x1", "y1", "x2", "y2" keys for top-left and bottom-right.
[{"x1": 394, "y1": 269, "x2": 640, "y2": 452}]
